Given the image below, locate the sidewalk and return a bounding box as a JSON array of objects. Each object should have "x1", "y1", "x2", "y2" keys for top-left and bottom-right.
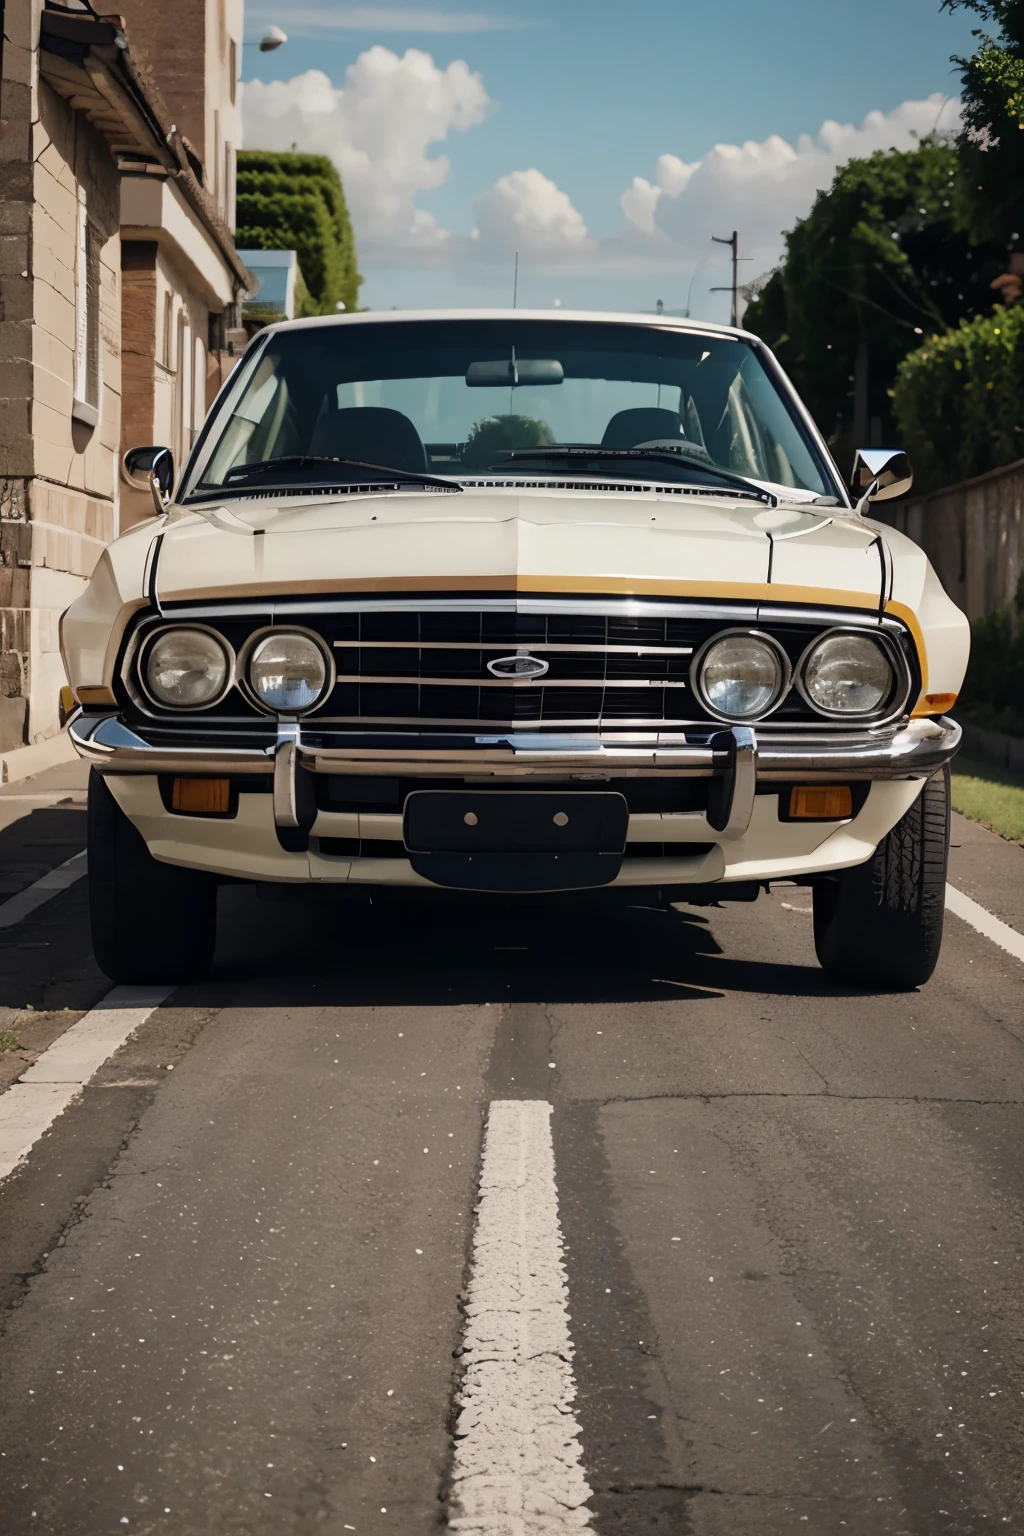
[{"x1": 1, "y1": 733, "x2": 78, "y2": 786}]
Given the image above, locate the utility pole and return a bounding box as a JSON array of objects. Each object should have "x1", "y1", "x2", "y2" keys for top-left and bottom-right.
[{"x1": 711, "y1": 230, "x2": 742, "y2": 327}]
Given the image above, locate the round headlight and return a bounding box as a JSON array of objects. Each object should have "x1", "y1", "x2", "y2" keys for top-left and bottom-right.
[
  {"x1": 248, "y1": 632, "x2": 328, "y2": 714},
  {"x1": 802, "y1": 633, "x2": 892, "y2": 715},
  {"x1": 145, "y1": 628, "x2": 229, "y2": 709},
  {"x1": 697, "y1": 633, "x2": 785, "y2": 721}
]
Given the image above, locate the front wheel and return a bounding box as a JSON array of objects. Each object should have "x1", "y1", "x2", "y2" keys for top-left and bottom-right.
[
  {"x1": 88, "y1": 771, "x2": 218, "y2": 985},
  {"x1": 812, "y1": 766, "x2": 950, "y2": 991}
]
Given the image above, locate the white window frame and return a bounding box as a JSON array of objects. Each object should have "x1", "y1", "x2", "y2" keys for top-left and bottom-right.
[{"x1": 72, "y1": 184, "x2": 100, "y2": 428}]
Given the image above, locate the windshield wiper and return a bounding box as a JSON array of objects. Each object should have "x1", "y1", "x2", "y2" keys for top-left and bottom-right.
[
  {"x1": 211, "y1": 455, "x2": 463, "y2": 492},
  {"x1": 483, "y1": 446, "x2": 776, "y2": 505}
]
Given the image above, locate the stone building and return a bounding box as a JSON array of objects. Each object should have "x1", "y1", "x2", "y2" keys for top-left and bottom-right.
[{"x1": 0, "y1": 0, "x2": 249, "y2": 754}]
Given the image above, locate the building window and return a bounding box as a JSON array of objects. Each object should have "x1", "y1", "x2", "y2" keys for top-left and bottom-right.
[
  {"x1": 194, "y1": 334, "x2": 207, "y2": 431},
  {"x1": 213, "y1": 108, "x2": 221, "y2": 205},
  {"x1": 174, "y1": 312, "x2": 193, "y2": 465},
  {"x1": 162, "y1": 292, "x2": 174, "y2": 368},
  {"x1": 224, "y1": 142, "x2": 235, "y2": 229},
  {"x1": 72, "y1": 185, "x2": 100, "y2": 427}
]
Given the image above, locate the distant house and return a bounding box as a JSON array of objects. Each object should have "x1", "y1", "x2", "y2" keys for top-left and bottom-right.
[{"x1": 239, "y1": 250, "x2": 303, "y2": 329}]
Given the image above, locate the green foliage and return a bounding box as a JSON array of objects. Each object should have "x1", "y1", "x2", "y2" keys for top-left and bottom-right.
[
  {"x1": 0, "y1": 1029, "x2": 19, "y2": 1054},
  {"x1": 744, "y1": 138, "x2": 1003, "y2": 446},
  {"x1": 236, "y1": 152, "x2": 361, "y2": 315},
  {"x1": 957, "y1": 581, "x2": 1024, "y2": 734},
  {"x1": 464, "y1": 414, "x2": 555, "y2": 464},
  {"x1": 944, "y1": 1, "x2": 1024, "y2": 244},
  {"x1": 294, "y1": 267, "x2": 317, "y2": 319},
  {"x1": 950, "y1": 758, "x2": 1024, "y2": 841},
  {"x1": 892, "y1": 303, "x2": 1024, "y2": 486}
]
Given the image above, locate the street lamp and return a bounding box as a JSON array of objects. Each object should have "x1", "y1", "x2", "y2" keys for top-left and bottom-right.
[{"x1": 243, "y1": 25, "x2": 288, "y2": 51}]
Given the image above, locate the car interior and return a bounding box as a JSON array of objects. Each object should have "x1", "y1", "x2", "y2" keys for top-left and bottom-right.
[{"x1": 195, "y1": 320, "x2": 829, "y2": 495}]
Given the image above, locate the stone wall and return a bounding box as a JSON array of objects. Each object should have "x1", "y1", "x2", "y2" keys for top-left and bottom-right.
[
  {"x1": 0, "y1": 0, "x2": 122, "y2": 750},
  {"x1": 873, "y1": 458, "x2": 1024, "y2": 621}
]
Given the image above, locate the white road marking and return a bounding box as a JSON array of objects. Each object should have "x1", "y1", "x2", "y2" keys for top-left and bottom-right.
[
  {"x1": 0, "y1": 792, "x2": 87, "y2": 802},
  {"x1": 449, "y1": 1099, "x2": 593, "y2": 1533},
  {"x1": 0, "y1": 986, "x2": 172, "y2": 1181},
  {"x1": 946, "y1": 884, "x2": 1024, "y2": 965},
  {"x1": 0, "y1": 851, "x2": 87, "y2": 930}
]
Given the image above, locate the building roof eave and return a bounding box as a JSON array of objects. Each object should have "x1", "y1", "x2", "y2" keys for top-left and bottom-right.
[{"x1": 38, "y1": 9, "x2": 254, "y2": 300}]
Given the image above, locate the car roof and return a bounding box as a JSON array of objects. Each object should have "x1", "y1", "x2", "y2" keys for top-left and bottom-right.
[{"x1": 265, "y1": 308, "x2": 758, "y2": 344}]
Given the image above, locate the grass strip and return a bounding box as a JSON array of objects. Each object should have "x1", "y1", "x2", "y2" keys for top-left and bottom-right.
[{"x1": 950, "y1": 756, "x2": 1024, "y2": 845}]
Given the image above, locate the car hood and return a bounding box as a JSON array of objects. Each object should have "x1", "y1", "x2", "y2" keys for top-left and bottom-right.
[{"x1": 147, "y1": 485, "x2": 892, "y2": 612}]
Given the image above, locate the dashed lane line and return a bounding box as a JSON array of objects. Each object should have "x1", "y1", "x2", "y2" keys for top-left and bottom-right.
[
  {"x1": 946, "y1": 883, "x2": 1024, "y2": 966},
  {"x1": 449, "y1": 1099, "x2": 593, "y2": 1533},
  {"x1": 0, "y1": 850, "x2": 87, "y2": 930},
  {"x1": 0, "y1": 986, "x2": 173, "y2": 1182}
]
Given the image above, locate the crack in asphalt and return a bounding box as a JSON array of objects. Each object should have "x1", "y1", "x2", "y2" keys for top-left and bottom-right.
[
  {"x1": 608, "y1": 1481, "x2": 864, "y2": 1500},
  {"x1": 590, "y1": 1091, "x2": 1024, "y2": 1105},
  {"x1": 775, "y1": 1033, "x2": 832, "y2": 1094}
]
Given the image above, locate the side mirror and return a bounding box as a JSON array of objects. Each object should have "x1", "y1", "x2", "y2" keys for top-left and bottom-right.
[
  {"x1": 124, "y1": 445, "x2": 175, "y2": 516},
  {"x1": 850, "y1": 448, "x2": 912, "y2": 514}
]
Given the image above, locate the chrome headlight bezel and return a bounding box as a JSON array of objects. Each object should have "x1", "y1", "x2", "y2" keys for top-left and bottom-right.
[
  {"x1": 690, "y1": 628, "x2": 792, "y2": 724},
  {"x1": 795, "y1": 627, "x2": 906, "y2": 720},
  {"x1": 240, "y1": 626, "x2": 335, "y2": 717},
  {"x1": 138, "y1": 624, "x2": 234, "y2": 713}
]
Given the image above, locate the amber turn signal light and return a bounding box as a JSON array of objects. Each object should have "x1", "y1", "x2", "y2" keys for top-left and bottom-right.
[
  {"x1": 788, "y1": 785, "x2": 853, "y2": 820},
  {"x1": 924, "y1": 692, "x2": 957, "y2": 710},
  {"x1": 172, "y1": 777, "x2": 231, "y2": 814},
  {"x1": 75, "y1": 685, "x2": 117, "y2": 707}
]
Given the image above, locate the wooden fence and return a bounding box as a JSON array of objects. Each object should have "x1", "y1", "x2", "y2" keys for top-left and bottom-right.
[{"x1": 872, "y1": 457, "x2": 1024, "y2": 621}]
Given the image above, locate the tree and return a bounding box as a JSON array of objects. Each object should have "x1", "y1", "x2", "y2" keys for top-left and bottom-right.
[
  {"x1": 944, "y1": 1, "x2": 1024, "y2": 245},
  {"x1": 743, "y1": 138, "x2": 1003, "y2": 457},
  {"x1": 893, "y1": 302, "x2": 1024, "y2": 486},
  {"x1": 235, "y1": 152, "x2": 361, "y2": 315}
]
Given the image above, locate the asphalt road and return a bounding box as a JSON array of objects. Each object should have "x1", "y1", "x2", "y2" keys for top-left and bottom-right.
[{"x1": 0, "y1": 759, "x2": 1022, "y2": 1535}]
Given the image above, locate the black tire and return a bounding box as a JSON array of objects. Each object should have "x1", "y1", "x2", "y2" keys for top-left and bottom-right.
[
  {"x1": 88, "y1": 770, "x2": 217, "y2": 985},
  {"x1": 812, "y1": 766, "x2": 950, "y2": 991}
]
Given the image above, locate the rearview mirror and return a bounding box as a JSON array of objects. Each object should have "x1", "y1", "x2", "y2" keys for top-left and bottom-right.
[
  {"x1": 124, "y1": 445, "x2": 175, "y2": 516},
  {"x1": 466, "y1": 358, "x2": 564, "y2": 387},
  {"x1": 851, "y1": 448, "x2": 912, "y2": 512}
]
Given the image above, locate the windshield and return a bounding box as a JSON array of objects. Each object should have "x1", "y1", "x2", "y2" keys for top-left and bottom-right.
[{"x1": 186, "y1": 319, "x2": 837, "y2": 500}]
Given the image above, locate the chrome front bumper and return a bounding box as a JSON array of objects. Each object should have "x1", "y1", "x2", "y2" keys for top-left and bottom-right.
[
  {"x1": 69, "y1": 711, "x2": 961, "y2": 781},
  {"x1": 70, "y1": 712, "x2": 960, "y2": 844}
]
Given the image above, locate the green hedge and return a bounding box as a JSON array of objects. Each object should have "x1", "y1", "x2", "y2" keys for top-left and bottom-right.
[
  {"x1": 959, "y1": 598, "x2": 1024, "y2": 737},
  {"x1": 892, "y1": 303, "x2": 1024, "y2": 489},
  {"x1": 236, "y1": 151, "x2": 361, "y2": 315}
]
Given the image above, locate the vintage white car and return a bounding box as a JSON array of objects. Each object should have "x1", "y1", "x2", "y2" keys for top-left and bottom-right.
[{"x1": 60, "y1": 311, "x2": 968, "y2": 988}]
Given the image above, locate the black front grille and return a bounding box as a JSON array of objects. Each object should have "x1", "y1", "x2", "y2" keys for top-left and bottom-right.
[{"x1": 320, "y1": 608, "x2": 700, "y2": 727}]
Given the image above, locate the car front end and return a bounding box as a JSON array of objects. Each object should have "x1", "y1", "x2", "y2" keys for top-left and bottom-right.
[{"x1": 60, "y1": 310, "x2": 969, "y2": 985}]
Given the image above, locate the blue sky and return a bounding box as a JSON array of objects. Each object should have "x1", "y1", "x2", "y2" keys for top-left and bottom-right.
[{"x1": 242, "y1": 0, "x2": 978, "y2": 316}]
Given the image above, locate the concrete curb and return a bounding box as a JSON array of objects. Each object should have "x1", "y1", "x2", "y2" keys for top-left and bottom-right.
[
  {"x1": 0, "y1": 732, "x2": 78, "y2": 786},
  {"x1": 958, "y1": 720, "x2": 1024, "y2": 776}
]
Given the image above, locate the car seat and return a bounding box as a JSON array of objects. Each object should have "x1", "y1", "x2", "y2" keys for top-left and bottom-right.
[
  {"x1": 308, "y1": 406, "x2": 428, "y2": 472},
  {"x1": 601, "y1": 407, "x2": 685, "y2": 448}
]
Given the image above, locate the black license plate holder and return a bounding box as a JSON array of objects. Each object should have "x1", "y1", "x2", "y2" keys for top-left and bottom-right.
[{"x1": 403, "y1": 791, "x2": 629, "y2": 892}]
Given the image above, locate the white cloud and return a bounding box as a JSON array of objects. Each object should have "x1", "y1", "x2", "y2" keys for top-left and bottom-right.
[
  {"x1": 620, "y1": 176, "x2": 663, "y2": 238},
  {"x1": 243, "y1": 72, "x2": 961, "y2": 286},
  {"x1": 619, "y1": 95, "x2": 962, "y2": 277},
  {"x1": 247, "y1": 5, "x2": 532, "y2": 35},
  {"x1": 472, "y1": 169, "x2": 593, "y2": 261},
  {"x1": 241, "y1": 50, "x2": 490, "y2": 252}
]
